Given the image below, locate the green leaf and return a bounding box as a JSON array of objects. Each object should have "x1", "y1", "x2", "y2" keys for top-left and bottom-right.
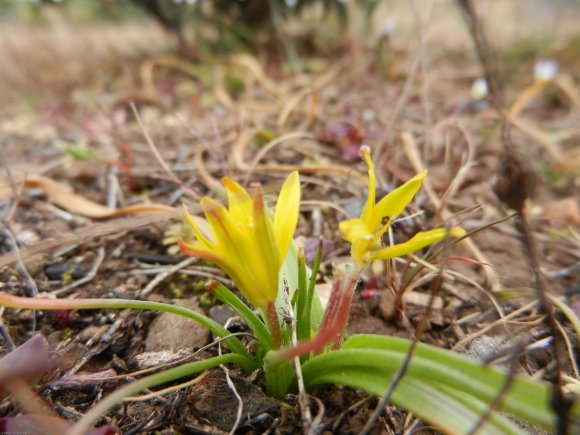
[
  {"x1": 295, "y1": 247, "x2": 311, "y2": 342},
  {"x1": 277, "y1": 239, "x2": 323, "y2": 328},
  {"x1": 210, "y1": 282, "x2": 273, "y2": 352},
  {"x1": 69, "y1": 353, "x2": 252, "y2": 435},
  {"x1": 0, "y1": 293, "x2": 253, "y2": 361},
  {"x1": 301, "y1": 335, "x2": 580, "y2": 433}
]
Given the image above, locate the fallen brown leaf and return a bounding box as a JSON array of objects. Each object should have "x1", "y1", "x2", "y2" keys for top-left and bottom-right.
[{"x1": 1, "y1": 175, "x2": 175, "y2": 219}]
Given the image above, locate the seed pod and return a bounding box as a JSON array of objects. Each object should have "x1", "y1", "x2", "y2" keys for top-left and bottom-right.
[{"x1": 493, "y1": 146, "x2": 538, "y2": 211}]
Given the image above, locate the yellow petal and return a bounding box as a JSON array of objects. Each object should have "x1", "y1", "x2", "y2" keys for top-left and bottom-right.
[
  {"x1": 201, "y1": 196, "x2": 272, "y2": 307},
  {"x1": 223, "y1": 177, "x2": 252, "y2": 225},
  {"x1": 371, "y1": 227, "x2": 464, "y2": 260},
  {"x1": 351, "y1": 236, "x2": 375, "y2": 267},
  {"x1": 339, "y1": 218, "x2": 369, "y2": 243},
  {"x1": 273, "y1": 171, "x2": 301, "y2": 261},
  {"x1": 360, "y1": 146, "x2": 375, "y2": 223},
  {"x1": 251, "y1": 184, "x2": 280, "y2": 304},
  {"x1": 178, "y1": 240, "x2": 221, "y2": 263},
  {"x1": 182, "y1": 204, "x2": 215, "y2": 247},
  {"x1": 369, "y1": 170, "x2": 427, "y2": 231},
  {"x1": 200, "y1": 197, "x2": 251, "y2": 269}
]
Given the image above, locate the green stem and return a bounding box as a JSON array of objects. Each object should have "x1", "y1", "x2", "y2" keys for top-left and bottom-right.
[
  {"x1": 303, "y1": 237, "x2": 324, "y2": 340},
  {"x1": 264, "y1": 359, "x2": 295, "y2": 399},
  {"x1": 0, "y1": 293, "x2": 251, "y2": 359},
  {"x1": 208, "y1": 281, "x2": 273, "y2": 352},
  {"x1": 69, "y1": 353, "x2": 252, "y2": 435}
]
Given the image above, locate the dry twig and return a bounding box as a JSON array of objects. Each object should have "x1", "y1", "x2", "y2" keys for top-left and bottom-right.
[{"x1": 458, "y1": 2, "x2": 573, "y2": 430}]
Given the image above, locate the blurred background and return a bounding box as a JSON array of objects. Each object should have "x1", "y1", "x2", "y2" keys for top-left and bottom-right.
[{"x1": 1, "y1": 0, "x2": 580, "y2": 105}]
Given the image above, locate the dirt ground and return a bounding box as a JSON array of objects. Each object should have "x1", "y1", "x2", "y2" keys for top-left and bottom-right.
[{"x1": 0, "y1": 2, "x2": 579, "y2": 434}]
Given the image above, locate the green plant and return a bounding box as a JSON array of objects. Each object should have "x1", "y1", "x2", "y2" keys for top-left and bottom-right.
[{"x1": 1, "y1": 147, "x2": 578, "y2": 434}]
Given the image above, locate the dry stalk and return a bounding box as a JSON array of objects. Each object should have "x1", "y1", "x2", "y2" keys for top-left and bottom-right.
[
  {"x1": 410, "y1": 0, "x2": 435, "y2": 162},
  {"x1": 0, "y1": 221, "x2": 39, "y2": 325},
  {"x1": 458, "y1": 2, "x2": 573, "y2": 430},
  {"x1": 452, "y1": 300, "x2": 538, "y2": 351},
  {"x1": 401, "y1": 130, "x2": 501, "y2": 291},
  {"x1": 277, "y1": 63, "x2": 343, "y2": 130},
  {"x1": 231, "y1": 129, "x2": 366, "y2": 183},
  {"x1": 130, "y1": 102, "x2": 201, "y2": 199},
  {"x1": 0, "y1": 213, "x2": 179, "y2": 269},
  {"x1": 139, "y1": 257, "x2": 197, "y2": 298}
]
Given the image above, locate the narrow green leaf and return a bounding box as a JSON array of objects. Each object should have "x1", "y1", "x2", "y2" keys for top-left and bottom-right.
[
  {"x1": 0, "y1": 292, "x2": 252, "y2": 360},
  {"x1": 303, "y1": 237, "x2": 324, "y2": 340},
  {"x1": 277, "y1": 239, "x2": 323, "y2": 328},
  {"x1": 70, "y1": 353, "x2": 251, "y2": 435},
  {"x1": 210, "y1": 282, "x2": 273, "y2": 352},
  {"x1": 343, "y1": 335, "x2": 565, "y2": 428},
  {"x1": 302, "y1": 336, "x2": 580, "y2": 432},
  {"x1": 306, "y1": 365, "x2": 522, "y2": 435},
  {"x1": 296, "y1": 247, "x2": 309, "y2": 341}
]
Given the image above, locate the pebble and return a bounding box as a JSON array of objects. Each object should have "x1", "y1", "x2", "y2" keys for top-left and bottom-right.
[{"x1": 145, "y1": 297, "x2": 210, "y2": 352}]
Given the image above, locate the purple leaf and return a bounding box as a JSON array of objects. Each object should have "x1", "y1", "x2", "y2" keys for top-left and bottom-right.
[
  {"x1": 0, "y1": 334, "x2": 53, "y2": 398},
  {"x1": 303, "y1": 237, "x2": 334, "y2": 265},
  {"x1": 0, "y1": 414, "x2": 116, "y2": 435}
]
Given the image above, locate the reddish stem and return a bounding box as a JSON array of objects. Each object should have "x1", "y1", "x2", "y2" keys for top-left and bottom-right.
[
  {"x1": 267, "y1": 301, "x2": 282, "y2": 350},
  {"x1": 276, "y1": 275, "x2": 358, "y2": 362}
]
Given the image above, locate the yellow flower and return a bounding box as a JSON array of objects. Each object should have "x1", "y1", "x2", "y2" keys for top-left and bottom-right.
[
  {"x1": 339, "y1": 146, "x2": 464, "y2": 268},
  {"x1": 179, "y1": 172, "x2": 301, "y2": 310}
]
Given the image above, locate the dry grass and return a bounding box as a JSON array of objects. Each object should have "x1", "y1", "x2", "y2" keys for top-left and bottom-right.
[{"x1": 0, "y1": 18, "x2": 169, "y2": 105}]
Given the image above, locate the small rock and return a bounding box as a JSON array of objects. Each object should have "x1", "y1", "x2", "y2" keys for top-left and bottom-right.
[
  {"x1": 145, "y1": 298, "x2": 210, "y2": 352},
  {"x1": 208, "y1": 304, "x2": 237, "y2": 327},
  {"x1": 15, "y1": 230, "x2": 38, "y2": 246},
  {"x1": 131, "y1": 349, "x2": 191, "y2": 370},
  {"x1": 378, "y1": 289, "x2": 396, "y2": 321},
  {"x1": 465, "y1": 336, "x2": 502, "y2": 361}
]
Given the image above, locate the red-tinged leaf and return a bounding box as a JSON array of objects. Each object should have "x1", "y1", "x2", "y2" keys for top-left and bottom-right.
[{"x1": 276, "y1": 275, "x2": 358, "y2": 361}]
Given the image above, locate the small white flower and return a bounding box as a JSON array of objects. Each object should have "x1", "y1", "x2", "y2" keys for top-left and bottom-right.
[
  {"x1": 380, "y1": 19, "x2": 397, "y2": 38},
  {"x1": 470, "y1": 78, "x2": 488, "y2": 100},
  {"x1": 362, "y1": 109, "x2": 375, "y2": 123},
  {"x1": 534, "y1": 59, "x2": 559, "y2": 82}
]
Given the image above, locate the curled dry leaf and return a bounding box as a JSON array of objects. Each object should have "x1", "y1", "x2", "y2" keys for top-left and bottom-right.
[{"x1": 0, "y1": 175, "x2": 175, "y2": 219}]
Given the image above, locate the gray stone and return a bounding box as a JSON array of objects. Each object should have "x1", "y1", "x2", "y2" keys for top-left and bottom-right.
[{"x1": 145, "y1": 298, "x2": 210, "y2": 352}]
